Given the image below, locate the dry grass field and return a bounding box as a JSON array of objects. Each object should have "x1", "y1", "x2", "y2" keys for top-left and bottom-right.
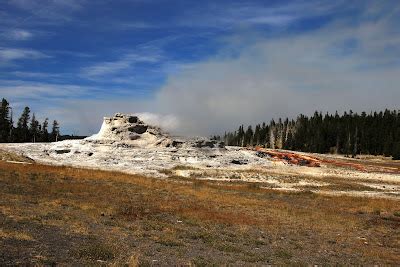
[{"x1": 1, "y1": 157, "x2": 400, "y2": 265}]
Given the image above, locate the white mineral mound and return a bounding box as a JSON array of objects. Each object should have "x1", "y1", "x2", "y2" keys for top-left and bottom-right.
[
  {"x1": 86, "y1": 113, "x2": 171, "y2": 147},
  {"x1": 0, "y1": 113, "x2": 271, "y2": 176}
]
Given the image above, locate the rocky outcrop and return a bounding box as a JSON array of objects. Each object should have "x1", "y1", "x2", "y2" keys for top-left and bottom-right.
[
  {"x1": 84, "y1": 113, "x2": 225, "y2": 149},
  {"x1": 85, "y1": 113, "x2": 171, "y2": 147}
]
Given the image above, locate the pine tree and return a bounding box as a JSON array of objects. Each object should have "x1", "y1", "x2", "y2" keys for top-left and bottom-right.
[
  {"x1": 244, "y1": 125, "x2": 253, "y2": 146},
  {"x1": 352, "y1": 126, "x2": 358, "y2": 158},
  {"x1": 254, "y1": 124, "x2": 261, "y2": 146},
  {"x1": 41, "y1": 118, "x2": 49, "y2": 142},
  {"x1": 16, "y1": 107, "x2": 31, "y2": 142},
  {"x1": 0, "y1": 98, "x2": 11, "y2": 142},
  {"x1": 392, "y1": 142, "x2": 400, "y2": 160},
  {"x1": 220, "y1": 109, "x2": 400, "y2": 159},
  {"x1": 285, "y1": 130, "x2": 294, "y2": 150},
  {"x1": 29, "y1": 113, "x2": 40, "y2": 143},
  {"x1": 9, "y1": 107, "x2": 14, "y2": 141},
  {"x1": 51, "y1": 120, "x2": 60, "y2": 142}
]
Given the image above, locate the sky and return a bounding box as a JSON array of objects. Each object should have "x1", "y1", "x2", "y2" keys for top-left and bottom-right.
[{"x1": 1, "y1": 0, "x2": 399, "y2": 136}]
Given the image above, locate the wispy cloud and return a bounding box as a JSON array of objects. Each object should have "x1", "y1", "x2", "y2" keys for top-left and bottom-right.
[
  {"x1": 7, "y1": 0, "x2": 86, "y2": 27},
  {"x1": 1, "y1": 29, "x2": 34, "y2": 40},
  {"x1": 0, "y1": 80, "x2": 91, "y2": 99},
  {"x1": 0, "y1": 79, "x2": 150, "y2": 133},
  {"x1": 10, "y1": 71, "x2": 62, "y2": 78},
  {"x1": 81, "y1": 53, "x2": 162, "y2": 78},
  {"x1": 0, "y1": 79, "x2": 147, "y2": 101},
  {"x1": 9, "y1": 0, "x2": 84, "y2": 12},
  {"x1": 113, "y1": 21, "x2": 158, "y2": 30},
  {"x1": 145, "y1": 1, "x2": 400, "y2": 135},
  {"x1": 0, "y1": 47, "x2": 50, "y2": 64},
  {"x1": 82, "y1": 61, "x2": 131, "y2": 77},
  {"x1": 177, "y1": 0, "x2": 347, "y2": 29},
  {"x1": 2, "y1": 0, "x2": 399, "y2": 136},
  {"x1": 50, "y1": 50, "x2": 93, "y2": 58}
]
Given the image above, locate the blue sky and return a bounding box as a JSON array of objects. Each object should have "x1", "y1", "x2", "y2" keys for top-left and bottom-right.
[{"x1": 1, "y1": 0, "x2": 399, "y2": 135}]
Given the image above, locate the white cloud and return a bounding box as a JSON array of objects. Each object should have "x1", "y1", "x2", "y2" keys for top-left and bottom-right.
[
  {"x1": 177, "y1": 0, "x2": 348, "y2": 29},
  {"x1": 82, "y1": 61, "x2": 131, "y2": 78},
  {"x1": 0, "y1": 47, "x2": 49, "y2": 63},
  {"x1": 7, "y1": 0, "x2": 85, "y2": 26},
  {"x1": 40, "y1": 2, "x2": 400, "y2": 136},
  {"x1": 5, "y1": 1, "x2": 400, "y2": 137},
  {"x1": 0, "y1": 81, "x2": 89, "y2": 99},
  {"x1": 1, "y1": 29, "x2": 34, "y2": 40},
  {"x1": 10, "y1": 0, "x2": 83, "y2": 11},
  {"x1": 10, "y1": 71, "x2": 62, "y2": 78},
  {"x1": 81, "y1": 53, "x2": 162, "y2": 78},
  {"x1": 115, "y1": 22, "x2": 157, "y2": 30},
  {"x1": 148, "y1": 5, "x2": 400, "y2": 135},
  {"x1": 12, "y1": 29, "x2": 33, "y2": 40}
]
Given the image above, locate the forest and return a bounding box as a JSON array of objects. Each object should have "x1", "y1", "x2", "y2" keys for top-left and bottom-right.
[
  {"x1": 223, "y1": 110, "x2": 400, "y2": 159},
  {"x1": 0, "y1": 98, "x2": 60, "y2": 143}
]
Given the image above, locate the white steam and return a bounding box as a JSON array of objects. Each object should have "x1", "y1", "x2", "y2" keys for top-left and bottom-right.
[{"x1": 135, "y1": 112, "x2": 180, "y2": 133}]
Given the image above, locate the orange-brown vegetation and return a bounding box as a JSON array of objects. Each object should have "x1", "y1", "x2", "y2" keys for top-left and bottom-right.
[
  {"x1": 253, "y1": 147, "x2": 321, "y2": 167},
  {"x1": 0, "y1": 160, "x2": 399, "y2": 265},
  {"x1": 252, "y1": 147, "x2": 400, "y2": 174}
]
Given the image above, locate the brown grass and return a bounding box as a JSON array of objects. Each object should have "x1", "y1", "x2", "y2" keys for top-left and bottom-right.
[
  {"x1": 0, "y1": 148, "x2": 34, "y2": 163},
  {"x1": 0, "y1": 160, "x2": 399, "y2": 265},
  {"x1": 0, "y1": 229, "x2": 34, "y2": 241}
]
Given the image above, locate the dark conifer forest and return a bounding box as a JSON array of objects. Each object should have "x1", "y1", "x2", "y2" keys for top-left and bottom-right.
[
  {"x1": 0, "y1": 98, "x2": 60, "y2": 143},
  {"x1": 223, "y1": 110, "x2": 400, "y2": 159}
]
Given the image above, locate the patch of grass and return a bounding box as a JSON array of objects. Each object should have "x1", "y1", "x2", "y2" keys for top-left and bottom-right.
[
  {"x1": 188, "y1": 231, "x2": 214, "y2": 243},
  {"x1": 253, "y1": 238, "x2": 268, "y2": 246},
  {"x1": 246, "y1": 182, "x2": 261, "y2": 190},
  {"x1": 28, "y1": 172, "x2": 39, "y2": 181},
  {"x1": 372, "y1": 208, "x2": 381, "y2": 215},
  {"x1": 117, "y1": 204, "x2": 158, "y2": 221},
  {"x1": 322, "y1": 182, "x2": 380, "y2": 192},
  {"x1": 192, "y1": 179, "x2": 208, "y2": 189},
  {"x1": 215, "y1": 242, "x2": 242, "y2": 253},
  {"x1": 292, "y1": 189, "x2": 316, "y2": 197},
  {"x1": 0, "y1": 160, "x2": 399, "y2": 265},
  {"x1": 0, "y1": 149, "x2": 34, "y2": 163},
  {"x1": 172, "y1": 165, "x2": 200, "y2": 171},
  {"x1": 275, "y1": 248, "x2": 292, "y2": 260},
  {"x1": 156, "y1": 237, "x2": 183, "y2": 247},
  {"x1": 191, "y1": 256, "x2": 211, "y2": 266},
  {"x1": 228, "y1": 173, "x2": 241, "y2": 179},
  {"x1": 75, "y1": 240, "x2": 115, "y2": 261},
  {"x1": 40, "y1": 212, "x2": 64, "y2": 221},
  {"x1": 0, "y1": 229, "x2": 34, "y2": 241},
  {"x1": 241, "y1": 251, "x2": 270, "y2": 263}
]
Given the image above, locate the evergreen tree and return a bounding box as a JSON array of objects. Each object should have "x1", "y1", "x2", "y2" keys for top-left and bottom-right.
[
  {"x1": 0, "y1": 98, "x2": 62, "y2": 143},
  {"x1": 51, "y1": 120, "x2": 60, "y2": 142},
  {"x1": 41, "y1": 118, "x2": 49, "y2": 142},
  {"x1": 224, "y1": 109, "x2": 400, "y2": 159},
  {"x1": 285, "y1": 130, "x2": 294, "y2": 150},
  {"x1": 29, "y1": 113, "x2": 40, "y2": 143},
  {"x1": 16, "y1": 107, "x2": 31, "y2": 142},
  {"x1": 244, "y1": 125, "x2": 253, "y2": 146},
  {"x1": 0, "y1": 98, "x2": 11, "y2": 142},
  {"x1": 9, "y1": 107, "x2": 14, "y2": 142},
  {"x1": 393, "y1": 142, "x2": 400, "y2": 160},
  {"x1": 254, "y1": 124, "x2": 261, "y2": 145}
]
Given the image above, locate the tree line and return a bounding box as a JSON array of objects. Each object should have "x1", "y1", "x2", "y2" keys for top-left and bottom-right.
[
  {"x1": 223, "y1": 110, "x2": 400, "y2": 160},
  {"x1": 0, "y1": 98, "x2": 60, "y2": 143}
]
